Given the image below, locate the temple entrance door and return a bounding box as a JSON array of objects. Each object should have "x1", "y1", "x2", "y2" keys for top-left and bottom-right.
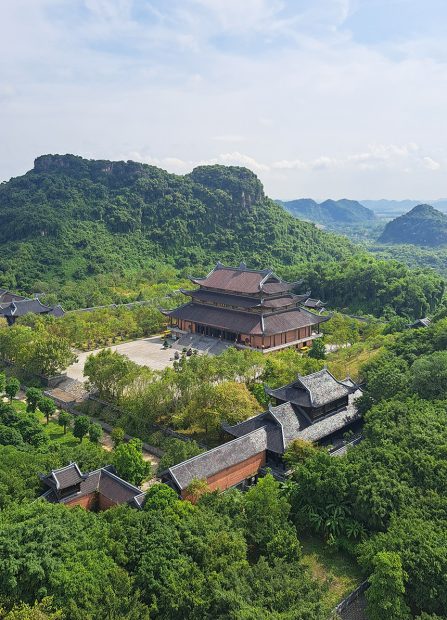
[{"x1": 194, "y1": 324, "x2": 236, "y2": 341}]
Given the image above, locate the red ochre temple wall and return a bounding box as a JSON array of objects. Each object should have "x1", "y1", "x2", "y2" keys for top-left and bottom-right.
[{"x1": 181, "y1": 451, "x2": 266, "y2": 500}]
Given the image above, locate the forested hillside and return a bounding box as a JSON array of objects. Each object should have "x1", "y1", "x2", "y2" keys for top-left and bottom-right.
[
  {"x1": 0, "y1": 155, "x2": 443, "y2": 317},
  {"x1": 0, "y1": 155, "x2": 350, "y2": 292},
  {"x1": 379, "y1": 204, "x2": 447, "y2": 246},
  {"x1": 279, "y1": 197, "x2": 376, "y2": 226}
]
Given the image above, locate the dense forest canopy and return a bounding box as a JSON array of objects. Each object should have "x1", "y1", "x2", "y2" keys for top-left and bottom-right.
[
  {"x1": 0, "y1": 154, "x2": 351, "y2": 290},
  {"x1": 0, "y1": 155, "x2": 444, "y2": 318},
  {"x1": 379, "y1": 204, "x2": 447, "y2": 246}
]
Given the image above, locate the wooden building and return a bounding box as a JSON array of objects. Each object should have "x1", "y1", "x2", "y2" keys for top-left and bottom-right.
[
  {"x1": 161, "y1": 369, "x2": 363, "y2": 498},
  {"x1": 39, "y1": 463, "x2": 146, "y2": 511},
  {"x1": 0, "y1": 294, "x2": 64, "y2": 326},
  {"x1": 162, "y1": 262, "x2": 329, "y2": 352}
]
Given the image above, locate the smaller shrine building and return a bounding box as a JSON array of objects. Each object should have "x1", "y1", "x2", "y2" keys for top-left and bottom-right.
[{"x1": 39, "y1": 463, "x2": 146, "y2": 511}]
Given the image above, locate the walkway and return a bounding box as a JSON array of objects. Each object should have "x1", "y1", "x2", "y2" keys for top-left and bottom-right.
[{"x1": 66, "y1": 335, "x2": 175, "y2": 382}]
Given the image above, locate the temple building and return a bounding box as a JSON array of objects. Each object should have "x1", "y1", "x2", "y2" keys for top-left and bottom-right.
[
  {"x1": 0, "y1": 292, "x2": 64, "y2": 326},
  {"x1": 161, "y1": 369, "x2": 362, "y2": 499},
  {"x1": 162, "y1": 262, "x2": 329, "y2": 352},
  {"x1": 39, "y1": 463, "x2": 146, "y2": 511}
]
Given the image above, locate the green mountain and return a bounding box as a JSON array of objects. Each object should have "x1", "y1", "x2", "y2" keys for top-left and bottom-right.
[
  {"x1": 0, "y1": 155, "x2": 443, "y2": 317},
  {"x1": 379, "y1": 204, "x2": 447, "y2": 246},
  {"x1": 278, "y1": 197, "x2": 376, "y2": 226},
  {"x1": 0, "y1": 154, "x2": 351, "y2": 292}
]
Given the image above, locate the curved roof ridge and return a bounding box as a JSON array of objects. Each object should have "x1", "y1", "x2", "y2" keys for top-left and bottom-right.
[{"x1": 267, "y1": 404, "x2": 286, "y2": 452}]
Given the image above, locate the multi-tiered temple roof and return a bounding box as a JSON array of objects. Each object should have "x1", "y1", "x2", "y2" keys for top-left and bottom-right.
[
  {"x1": 163, "y1": 262, "x2": 329, "y2": 351},
  {"x1": 161, "y1": 368, "x2": 363, "y2": 497}
]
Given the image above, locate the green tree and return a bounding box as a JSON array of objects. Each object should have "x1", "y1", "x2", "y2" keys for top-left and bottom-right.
[
  {"x1": 111, "y1": 426, "x2": 125, "y2": 448},
  {"x1": 0, "y1": 373, "x2": 5, "y2": 395},
  {"x1": 284, "y1": 438, "x2": 318, "y2": 469},
  {"x1": 25, "y1": 333, "x2": 77, "y2": 377},
  {"x1": 184, "y1": 478, "x2": 209, "y2": 503},
  {"x1": 73, "y1": 415, "x2": 91, "y2": 443},
  {"x1": 84, "y1": 349, "x2": 139, "y2": 401},
  {"x1": 243, "y1": 473, "x2": 291, "y2": 553},
  {"x1": 158, "y1": 438, "x2": 204, "y2": 472},
  {"x1": 57, "y1": 411, "x2": 72, "y2": 434},
  {"x1": 410, "y1": 351, "x2": 447, "y2": 399},
  {"x1": 5, "y1": 378, "x2": 20, "y2": 403},
  {"x1": 38, "y1": 397, "x2": 56, "y2": 425},
  {"x1": 366, "y1": 552, "x2": 410, "y2": 620},
  {"x1": 25, "y1": 387, "x2": 43, "y2": 413},
  {"x1": 0, "y1": 597, "x2": 63, "y2": 619},
  {"x1": 88, "y1": 423, "x2": 103, "y2": 444},
  {"x1": 0, "y1": 425, "x2": 24, "y2": 447},
  {"x1": 112, "y1": 438, "x2": 151, "y2": 485},
  {"x1": 308, "y1": 338, "x2": 326, "y2": 360}
]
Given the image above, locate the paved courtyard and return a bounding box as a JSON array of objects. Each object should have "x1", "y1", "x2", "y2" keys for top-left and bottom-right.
[{"x1": 66, "y1": 336, "x2": 175, "y2": 382}]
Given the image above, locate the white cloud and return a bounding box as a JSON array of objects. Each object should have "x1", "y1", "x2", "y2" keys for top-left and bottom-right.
[
  {"x1": 204, "y1": 152, "x2": 270, "y2": 172},
  {"x1": 272, "y1": 144, "x2": 442, "y2": 174},
  {"x1": 422, "y1": 156, "x2": 441, "y2": 170},
  {"x1": 1, "y1": 0, "x2": 447, "y2": 200}
]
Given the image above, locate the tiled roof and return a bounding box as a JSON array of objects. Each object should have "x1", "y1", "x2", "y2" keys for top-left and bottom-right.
[
  {"x1": 0, "y1": 290, "x2": 26, "y2": 303},
  {"x1": 225, "y1": 382, "x2": 363, "y2": 451},
  {"x1": 191, "y1": 264, "x2": 272, "y2": 293},
  {"x1": 190, "y1": 262, "x2": 299, "y2": 295},
  {"x1": 167, "y1": 427, "x2": 268, "y2": 490},
  {"x1": 98, "y1": 469, "x2": 145, "y2": 504},
  {"x1": 297, "y1": 392, "x2": 362, "y2": 442},
  {"x1": 263, "y1": 308, "x2": 328, "y2": 335},
  {"x1": 262, "y1": 293, "x2": 310, "y2": 308},
  {"x1": 180, "y1": 289, "x2": 309, "y2": 310},
  {"x1": 0, "y1": 298, "x2": 53, "y2": 317},
  {"x1": 40, "y1": 463, "x2": 86, "y2": 490},
  {"x1": 268, "y1": 402, "x2": 304, "y2": 448},
  {"x1": 303, "y1": 298, "x2": 325, "y2": 309},
  {"x1": 409, "y1": 317, "x2": 431, "y2": 328},
  {"x1": 262, "y1": 281, "x2": 295, "y2": 294},
  {"x1": 167, "y1": 302, "x2": 262, "y2": 333},
  {"x1": 166, "y1": 303, "x2": 327, "y2": 336},
  {"x1": 181, "y1": 289, "x2": 262, "y2": 308},
  {"x1": 267, "y1": 369, "x2": 353, "y2": 408},
  {"x1": 49, "y1": 305, "x2": 65, "y2": 318},
  {"x1": 298, "y1": 369, "x2": 352, "y2": 407},
  {"x1": 40, "y1": 464, "x2": 145, "y2": 507},
  {"x1": 223, "y1": 411, "x2": 287, "y2": 454},
  {"x1": 223, "y1": 411, "x2": 270, "y2": 437}
]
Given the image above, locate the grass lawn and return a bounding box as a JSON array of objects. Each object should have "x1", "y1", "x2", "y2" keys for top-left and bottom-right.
[
  {"x1": 9, "y1": 398, "x2": 79, "y2": 447},
  {"x1": 300, "y1": 534, "x2": 363, "y2": 609},
  {"x1": 327, "y1": 342, "x2": 384, "y2": 381}
]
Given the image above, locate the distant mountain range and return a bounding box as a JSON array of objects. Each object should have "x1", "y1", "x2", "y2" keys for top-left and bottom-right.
[
  {"x1": 361, "y1": 199, "x2": 447, "y2": 216},
  {"x1": 379, "y1": 204, "x2": 447, "y2": 246},
  {"x1": 277, "y1": 198, "x2": 376, "y2": 226}
]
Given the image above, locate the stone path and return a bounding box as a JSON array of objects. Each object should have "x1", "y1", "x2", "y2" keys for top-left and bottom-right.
[{"x1": 66, "y1": 336, "x2": 175, "y2": 382}]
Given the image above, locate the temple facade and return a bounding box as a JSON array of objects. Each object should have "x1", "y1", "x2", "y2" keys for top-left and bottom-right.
[
  {"x1": 162, "y1": 262, "x2": 329, "y2": 352},
  {"x1": 161, "y1": 369, "x2": 363, "y2": 499}
]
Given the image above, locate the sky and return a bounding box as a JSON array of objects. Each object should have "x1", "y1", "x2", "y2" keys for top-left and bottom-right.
[{"x1": 1, "y1": 0, "x2": 447, "y2": 200}]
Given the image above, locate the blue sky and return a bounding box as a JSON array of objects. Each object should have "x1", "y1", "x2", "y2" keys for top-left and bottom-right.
[{"x1": 1, "y1": 0, "x2": 447, "y2": 199}]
